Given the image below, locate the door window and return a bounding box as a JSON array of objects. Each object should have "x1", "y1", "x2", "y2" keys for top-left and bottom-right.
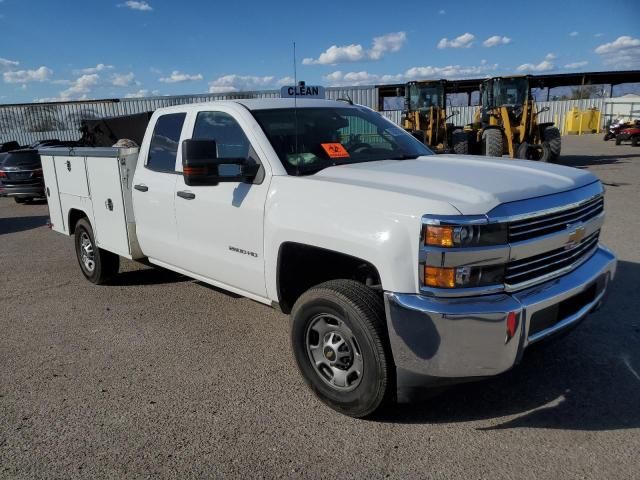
[
  {"x1": 146, "y1": 113, "x2": 186, "y2": 172},
  {"x1": 193, "y1": 112, "x2": 251, "y2": 160}
]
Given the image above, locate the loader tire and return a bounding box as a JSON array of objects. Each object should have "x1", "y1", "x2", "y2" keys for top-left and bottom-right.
[
  {"x1": 482, "y1": 129, "x2": 503, "y2": 157},
  {"x1": 451, "y1": 129, "x2": 470, "y2": 155},
  {"x1": 543, "y1": 126, "x2": 561, "y2": 162}
]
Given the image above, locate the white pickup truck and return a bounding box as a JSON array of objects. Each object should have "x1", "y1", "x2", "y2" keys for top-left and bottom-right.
[{"x1": 40, "y1": 99, "x2": 616, "y2": 417}]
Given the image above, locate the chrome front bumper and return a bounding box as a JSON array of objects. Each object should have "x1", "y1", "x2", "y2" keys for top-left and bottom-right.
[{"x1": 384, "y1": 245, "x2": 616, "y2": 394}]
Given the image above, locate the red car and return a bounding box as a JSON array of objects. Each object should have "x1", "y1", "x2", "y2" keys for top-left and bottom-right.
[{"x1": 615, "y1": 127, "x2": 640, "y2": 146}]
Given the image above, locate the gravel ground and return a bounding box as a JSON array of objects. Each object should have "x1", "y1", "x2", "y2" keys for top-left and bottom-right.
[{"x1": 1, "y1": 134, "x2": 639, "y2": 479}]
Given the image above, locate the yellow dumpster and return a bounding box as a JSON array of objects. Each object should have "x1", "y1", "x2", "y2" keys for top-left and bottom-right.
[{"x1": 564, "y1": 107, "x2": 601, "y2": 135}]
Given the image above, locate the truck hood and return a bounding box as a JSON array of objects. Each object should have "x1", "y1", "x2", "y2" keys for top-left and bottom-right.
[{"x1": 311, "y1": 155, "x2": 598, "y2": 215}]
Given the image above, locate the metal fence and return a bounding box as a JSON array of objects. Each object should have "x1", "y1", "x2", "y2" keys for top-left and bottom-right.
[
  {"x1": 0, "y1": 86, "x2": 381, "y2": 145},
  {"x1": 0, "y1": 87, "x2": 608, "y2": 146}
]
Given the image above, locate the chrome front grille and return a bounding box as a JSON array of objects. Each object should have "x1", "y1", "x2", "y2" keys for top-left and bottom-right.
[
  {"x1": 505, "y1": 230, "x2": 600, "y2": 287},
  {"x1": 508, "y1": 195, "x2": 604, "y2": 243}
]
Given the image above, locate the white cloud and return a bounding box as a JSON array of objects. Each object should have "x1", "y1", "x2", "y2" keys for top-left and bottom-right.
[
  {"x1": 208, "y1": 74, "x2": 292, "y2": 93},
  {"x1": 59, "y1": 74, "x2": 100, "y2": 99},
  {"x1": 438, "y1": 9, "x2": 445, "y2": 14},
  {"x1": 594, "y1": 35, "x2": 640, "y2": 67},
  {"x1": 119, "y1": 1, "x2": 152, "y2": 11},
  {"x1": 302, "y1": 31, "x2": 406, "y2": 65},
  {"x1": 159, "y1": 70, "x2": 204, "y2": 83},
  {"x1": 437, "y1": 32, "x2": 475, "y2": 49},
  {"x1": 324, "y1": 62, "x2": 498, "y2": 87},
  {"x1": 111, "y1": 72, "x2": 135, "y2": 87},
  {"x1": 564, "y1": 61, "x2": 588, "y2": 69},
  {"x1": 569, "y1": 31, "x2": 579, "y2": 37},
  {"x1": 0, "y1": 57, "x2": 19, "y2": 71},
  {"x1": 516, "y1": 59, "x2": 554, "y2": 72},
  {"x1": 594, "y1": 33, "x2": 603, "y2": 38},
  {"x1": 75, "y1": 63, "x2": 114, "y2": 74},
  {"x1": 125, "y1": 89, "x2": 148, "y2": 98},
  {"x1": 3, "y1": 66, "x2": 52, "y2": 84},
  {"x1": 545, "y1": 53, "x2": 556, "y2": 60},
  {"x1": 483, "y1": 35, "x2": 511, "y2": 47}
]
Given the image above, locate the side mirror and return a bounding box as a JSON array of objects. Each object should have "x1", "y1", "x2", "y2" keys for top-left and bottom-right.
[{"x1": 182, "y1": 139, "x2": 259, "y2": 186}]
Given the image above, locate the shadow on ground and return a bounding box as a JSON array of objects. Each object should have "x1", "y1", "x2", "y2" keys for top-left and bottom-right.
[
  {"x1": 557, "y1": 153, "x2": 637, "y2": 168},
  {"x1": 376, "y1": 260, "x2": 640, "y2": 431},
  {"x1": 0, "y1": 215, "x2": 49, "y2": 235}
]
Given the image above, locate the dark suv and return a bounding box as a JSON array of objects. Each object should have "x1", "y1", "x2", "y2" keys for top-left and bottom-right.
[{"x1": 0, "y1": 149, "x2": 45, "y2": 203}]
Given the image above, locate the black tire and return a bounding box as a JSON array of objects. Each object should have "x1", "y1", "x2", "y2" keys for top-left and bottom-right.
[
  {"x1": 603, "y1": 132, "x2": 613, "y2": 141},
  {"x1": 515, "y1": 142, "x2": 550, "y2": 162},
  {"x1": 482, "y1": 129, "x2": 503, "y2": 157},
  {"x1": 543, "y1": 126, "x2": 561, "y2": 161},
  {"x1": 632, "y1": 136, "x2": 639, "y2": 147},
  {"x1": 451, "y1": 129, "x2": 470, "y2": 155},
  {"x1": 290, "y1": 279, "x2": 393, "y2": 418},
  {"x1": 74, "y1": 218, "x2": 119, "y2": 284},
  {"x1": 14, "y1": 197, "x2": 25, "y2": 204},
  {"x1": 615, "y1": 136, "x2": 622, "y2": 145}
]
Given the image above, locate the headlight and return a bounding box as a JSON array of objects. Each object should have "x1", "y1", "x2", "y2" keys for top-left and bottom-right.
[
  {"x1": 423, "y1": 223, "x2": 507, "y2": 247},
  {"x1": 424, "y1": 265, "x2": 505, "y2": 289}
]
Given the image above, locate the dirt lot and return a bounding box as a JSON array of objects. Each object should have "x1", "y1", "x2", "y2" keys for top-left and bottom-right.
[{"x1": 1, "y1": 135, "x2": 639, "y2": 479}]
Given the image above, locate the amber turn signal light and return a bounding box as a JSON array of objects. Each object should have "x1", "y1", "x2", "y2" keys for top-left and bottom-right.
[
  {"x1": 424, "y1": 225, "x2": 454, "y2": 247},
  {"x1": 424, "y1": 266, "x2": 456, "y2": 288}
]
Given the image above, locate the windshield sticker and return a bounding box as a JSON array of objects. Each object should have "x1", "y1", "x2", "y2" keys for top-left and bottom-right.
[{"x1": 321, "y1": 143, "x2": 350, "y2": 159}]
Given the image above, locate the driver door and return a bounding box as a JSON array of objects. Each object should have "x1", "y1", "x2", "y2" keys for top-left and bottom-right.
[{"x1": 173, "y1": 108, "x2": 270, "y2": 298}]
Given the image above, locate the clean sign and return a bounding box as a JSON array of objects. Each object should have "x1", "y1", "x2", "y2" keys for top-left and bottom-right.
[{"x1": 281, "y1": 85, "x2": 326, "y2": 99}]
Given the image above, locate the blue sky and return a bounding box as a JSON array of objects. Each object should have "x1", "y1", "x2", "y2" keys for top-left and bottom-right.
[{"x1": 0, "y1": 0, "x2": 639, "y2": 103}]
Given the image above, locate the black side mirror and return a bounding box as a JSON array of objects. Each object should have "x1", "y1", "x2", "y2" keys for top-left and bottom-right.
[{"x1": 182, "y1": 139, "x2": 259, "y2": 186}]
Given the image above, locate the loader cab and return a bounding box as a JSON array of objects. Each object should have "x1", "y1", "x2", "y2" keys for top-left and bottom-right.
[
  {"x1": 480, "y1": 76, "x2": 532, "y2": 125},
  {"x1": 405, "y1": 81, "x2": 446, "y2": 112}
]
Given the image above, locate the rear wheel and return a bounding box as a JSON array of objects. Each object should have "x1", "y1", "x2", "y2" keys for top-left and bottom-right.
[
  {"x1": 543, "y1": 126, "x2": 561, "y2": 161},
  {"x1": 14, "y1": 197, "x2": 25, "y2": 204},
  {"x1": 482, "y1": 129, "x2": 503, "y2": 157},
  {"x1": 290, "y1": 280, "x2": 392, "y2": 418},
  {"x1": 615, "y1": 136, "x2": 622, "y2": 145},
  {"x1": 451, "y1": 129, "x2": 470, "y2": 155},
  {"x1": 74, "y1": 218, "x2": 119, "y2": 284},
  {"x1": 632, "y1": 136, "x2": 639, "y2": 147}
]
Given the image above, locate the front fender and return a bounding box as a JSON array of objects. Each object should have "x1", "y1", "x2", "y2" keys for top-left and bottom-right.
[{"x1": 263, "y1": 176, "x2": 460, "y2": 300}]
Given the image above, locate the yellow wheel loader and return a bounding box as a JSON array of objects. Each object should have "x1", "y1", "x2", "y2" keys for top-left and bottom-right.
[
  {"x1": 469, "y1": 75, "x2": 561, "y2": 161},
  {"x1": 402, "y1": 80, "x2": 470, "y2": 154}
]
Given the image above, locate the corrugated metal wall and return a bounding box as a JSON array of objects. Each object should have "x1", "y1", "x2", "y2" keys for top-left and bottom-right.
[
  {"x1": 0, "y1": 87, "x2": 607, "y2": 145},
  {"x1": 0, "y1": 87, "x2": 380, "y2": 145},
  {"x1": 445, "y1": 98, "x2": 605, "y2": 128}
]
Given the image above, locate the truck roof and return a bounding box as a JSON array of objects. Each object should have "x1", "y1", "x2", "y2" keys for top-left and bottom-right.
[{"x1": 187, "y1": 98, "x2": 354, "y2": 111}]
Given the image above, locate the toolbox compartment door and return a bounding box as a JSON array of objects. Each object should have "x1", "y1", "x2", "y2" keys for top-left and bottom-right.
[
  {"x1": 53, "y1": 156, "x2": 89, "y2": 197},
  {"x1": 85, "y1": 157, "x2": 131, "y2": 258},
  {"x1": 41, "y1": 155, "x2": 65, "y2": 233}
]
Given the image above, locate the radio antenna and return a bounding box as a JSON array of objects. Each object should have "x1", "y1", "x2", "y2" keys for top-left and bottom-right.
[{"x1": 293, "y1": 41, "x2": 299, "y2": 175}]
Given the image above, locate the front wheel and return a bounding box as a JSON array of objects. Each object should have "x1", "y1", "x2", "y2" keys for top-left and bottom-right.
[
  {"x1": 543, "y1": 126, "x2": 561, "y2": 162},
  {"x1": 290, "y1": 280, "x2": 393, "y2": 418},
  {"x1": 74, "y1": 218, "x2": 119, "y2": 284},
  {"x1": 451, "y1": 129, "x2": 470, "y2": 155},
  {"x1": 482, "y1": 129, "x2": 503, "y2": 157}
]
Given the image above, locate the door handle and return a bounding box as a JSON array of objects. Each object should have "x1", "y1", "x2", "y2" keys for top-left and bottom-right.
[
  {"x1": 134, "y1": 184, "x2": 149, "y2": 192},
  {"x1": 177, "y1": 190, "x2": 196, "y2": 200}
]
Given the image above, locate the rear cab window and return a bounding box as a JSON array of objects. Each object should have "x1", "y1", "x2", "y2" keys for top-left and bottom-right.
[{"x1": 146, "y1": 113, "x2": 187, "y2": 172}]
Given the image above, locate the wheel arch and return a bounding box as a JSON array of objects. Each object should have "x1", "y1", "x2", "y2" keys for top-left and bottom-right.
[
  {"x1": 67, "y1": 208, "x2": 89, "y2": 235},
  {"x1": 276, "y1": 242, "x2": 382, "y2": 314}
]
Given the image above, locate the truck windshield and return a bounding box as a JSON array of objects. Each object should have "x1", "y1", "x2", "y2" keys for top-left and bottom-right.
[{"x1": 251, "y1": 106, "x2": 433, "y2": 175}]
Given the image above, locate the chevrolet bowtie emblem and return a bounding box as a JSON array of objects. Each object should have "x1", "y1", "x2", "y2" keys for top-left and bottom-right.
[{"x1": 566, "y1": 225, "x2": 586, "y2": 248}]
